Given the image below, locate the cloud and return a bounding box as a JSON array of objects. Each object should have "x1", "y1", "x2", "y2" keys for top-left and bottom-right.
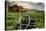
[{"x1": 6, "y1": 0, "x2": 44, "y2": 10}]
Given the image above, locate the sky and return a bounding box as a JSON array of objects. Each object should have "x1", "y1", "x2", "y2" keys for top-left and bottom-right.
[
  {"x1": 6, "y1": 0, "x2": 44, "y2": 10},
  {"x1": 6, "y1": 0, "x2": 44, "y2": 2}
]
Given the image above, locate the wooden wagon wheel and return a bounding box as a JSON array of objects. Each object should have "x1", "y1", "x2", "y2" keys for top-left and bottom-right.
[{"x1": 16, "y1": 16, "x2": 36, "y2": 30}]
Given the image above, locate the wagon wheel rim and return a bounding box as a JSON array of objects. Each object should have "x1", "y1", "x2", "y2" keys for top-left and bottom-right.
[{"x1": 17, "y1": 16, "x2": 31, "y2": 30}]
